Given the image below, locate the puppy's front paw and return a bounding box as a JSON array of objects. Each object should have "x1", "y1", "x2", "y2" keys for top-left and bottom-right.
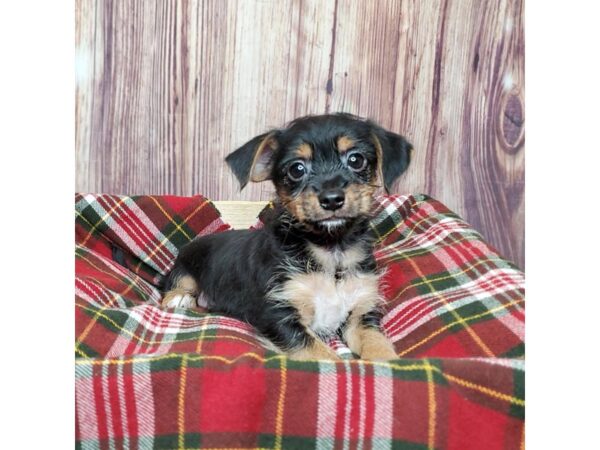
[
  {"x1": 360, "y1": 335, "x2": 397, "y2": 361},
  {"x1": 162, "y1": 290, "x2": 197, "y2": 308},
  {"x1": 353, "y1": 328, "x2": 397, "y2": 361},
  {"x1": 288, "y1": 341, "x2": 341, "y2": 361},
  {"x1": 360, "y1": 344, "x2": 397, "y2": 361}
]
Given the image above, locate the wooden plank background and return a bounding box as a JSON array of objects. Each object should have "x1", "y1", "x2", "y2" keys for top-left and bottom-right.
[{"x1": 75, "y1": 0, "x2": 524, "y2": 268}]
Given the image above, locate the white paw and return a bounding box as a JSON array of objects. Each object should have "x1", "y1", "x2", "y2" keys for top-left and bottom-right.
[
  {"x1": 196, "y1": 293, "x2": 209, "y2": 308},
  {"x1": 165, "y1": 294, "x2": 197, "y2": 308}
]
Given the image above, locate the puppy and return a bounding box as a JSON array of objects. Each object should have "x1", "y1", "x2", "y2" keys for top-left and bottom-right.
[{"x1": 162, "y1": 113, "x2": 412, "y2": 360}]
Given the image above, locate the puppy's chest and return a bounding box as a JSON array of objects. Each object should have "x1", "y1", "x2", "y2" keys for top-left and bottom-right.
[{"x1": 280, "y1": 244, "x2": 380, "y2": 335}]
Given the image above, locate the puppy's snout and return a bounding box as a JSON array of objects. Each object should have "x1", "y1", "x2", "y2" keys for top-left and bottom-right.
[{"x1": 319, "y1": 189, "x2": 345, "y2": 211}]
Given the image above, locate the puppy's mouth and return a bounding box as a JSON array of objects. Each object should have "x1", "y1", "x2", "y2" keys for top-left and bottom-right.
[
  {"x1": 304, "y1": 205, "x2": 370, "y2": 232},
  {"x1": 307, "y1": 216, "x2": 352, "y2": 233},
  {"x1": 315, "y1": 218, "x2": 347, "y2": 228}
]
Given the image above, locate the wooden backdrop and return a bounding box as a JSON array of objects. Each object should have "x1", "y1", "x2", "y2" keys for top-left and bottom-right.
[{"x1": 75, "y1": 0, "x2": 525, "y2": 269}]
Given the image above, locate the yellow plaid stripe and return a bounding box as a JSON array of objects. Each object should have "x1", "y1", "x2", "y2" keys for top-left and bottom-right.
[
  {"x1": 443, "y1": 372, "x2": 525, "y2": 407},
  {"x1": 147, "y1": 195, "x2": 196, "y2": 242},
  {"x1": 391, "y1": 257, "x2": 521, "y2": 303},
  {"x1": 370, "y1": 199, "x2": 424, "y2": 243},
  {"x1": 75, "y1": 303, "x2": 264, "y2": 349},
  {"x1": 397, "y1": 299, "x2": 524, "y2": 356},
  {"x1": 402, "y1": 252, "x2": 495, "y2": 357},
  {"x1": 133, "y1": 198, "x2": 210, "y2": 272},
  {"x1": 274, "y1": 357, "x2": 288, "y2": 450},
  {"x1": 424, "y1": 358, "x2": 437, "y2": 449},
  {"x1": 177, "y1": 353, "x2": 188, "y2": 450},
  {"x1": 75, "y1": 306, "x2": 109, "y2": 358},
  {"x1": 76, "y1": 354, "x2": 524, "y2": 407},
  {"x1": 377, "y1": 233, "x2": 474, "y2": 262},
  {"x1": 76, "y1": 197, "x2": 128, "y2": 248},
  {"x1": 76, "y1": 248, "x2": 148, "y2": 301}
]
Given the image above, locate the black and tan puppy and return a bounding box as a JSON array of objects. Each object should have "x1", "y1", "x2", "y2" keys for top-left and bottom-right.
[{"x1": 162, "y1": 113, "x2": 412, "y2": 360}]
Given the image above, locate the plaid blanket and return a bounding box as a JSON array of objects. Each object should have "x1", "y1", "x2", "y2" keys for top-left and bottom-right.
[{"x1": 75, "y1": 193, "x2": 525, "y2": 450}]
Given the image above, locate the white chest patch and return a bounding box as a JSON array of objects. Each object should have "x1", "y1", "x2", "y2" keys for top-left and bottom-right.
[
  {"x1": 309, "y1": 273, "x2": 379, "y2": 334},
  {"x1": 271, "y1": 243, "x2": 381, "y2": 336},
  {"x1": 279, "y1": 272, "x2": 380, "y2": 335}
]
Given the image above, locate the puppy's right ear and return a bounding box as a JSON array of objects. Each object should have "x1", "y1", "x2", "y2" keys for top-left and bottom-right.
[{"x1": 225, "y1": 131, "x2": 280, "y2": 189}]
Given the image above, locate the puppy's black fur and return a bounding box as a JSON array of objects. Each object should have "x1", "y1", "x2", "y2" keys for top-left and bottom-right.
[{"x1": 163, "y1": 113, "x2": 412, "y2": 360}]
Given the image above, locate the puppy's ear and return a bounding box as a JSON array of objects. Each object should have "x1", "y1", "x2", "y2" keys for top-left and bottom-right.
[
  {"x1": 369, "y1": 123, "x2": 413, "y2": 192},
  {"x1": 225, "y1": 131, "x2": 280, "y2": 189}
]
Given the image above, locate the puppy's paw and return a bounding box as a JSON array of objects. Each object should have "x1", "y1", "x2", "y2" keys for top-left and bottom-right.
[
  {"x1": 162, "y1": 291, "x2": 197, "y2": 308},
  {"x1": 355, "y1": 329, "x2": 398, "y2": 361},
  {"x1": 360, "y1": 345, "x2": 397, "y2": 361},
  {"x1": 288, "y1": 341, "x2": 341, "y2": 361},
  {"x1": 360, "y1": 332, "x2": 398, "y2": 361}
]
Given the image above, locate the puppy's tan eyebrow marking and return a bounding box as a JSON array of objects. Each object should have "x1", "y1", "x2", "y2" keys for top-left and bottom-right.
[
  {"x1": 336, "y1": 136, "x2": 355, "y2": 153},
  {"x1": 294, "y1": 143, "x2": 313, "y2": 159}
]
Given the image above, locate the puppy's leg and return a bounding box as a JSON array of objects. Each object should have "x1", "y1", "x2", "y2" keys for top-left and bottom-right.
[
  {"x1": 343, "y1": 309, "x2": 397, "y2": 361},
  {"x1": 162, "y1": 269, "x2": 199, "y2": 308},
  {"x1": 259, "y1": 309, "x2": 340, "y2": 361},
  {"x1": 287, "y1": 330, "x2": 340, "y2": 361}
]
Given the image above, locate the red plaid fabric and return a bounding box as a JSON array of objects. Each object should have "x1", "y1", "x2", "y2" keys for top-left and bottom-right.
[{"x1": 75, "y1": 193, "x2": 525, "y2": 449}]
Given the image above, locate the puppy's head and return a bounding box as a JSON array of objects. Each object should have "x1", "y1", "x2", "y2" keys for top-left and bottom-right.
[{"x1": 226, "y1": 113, "x2": 412, "y2": 231}]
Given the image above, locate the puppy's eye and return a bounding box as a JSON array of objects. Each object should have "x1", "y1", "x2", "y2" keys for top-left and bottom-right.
[
  {"x1": 288, "y1": 162, "x2": 306, "y2": 181},
  {"x1": 347, "y1": 153, "x2": 367, "y2": 172}
]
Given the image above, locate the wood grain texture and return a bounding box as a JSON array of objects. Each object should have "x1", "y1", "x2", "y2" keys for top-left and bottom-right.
[{"x1": 75, "y1": 0, "x2": 524, "y2": 268}]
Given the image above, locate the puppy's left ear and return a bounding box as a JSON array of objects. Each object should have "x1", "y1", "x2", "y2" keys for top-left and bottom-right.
[
  {"x1": 225, "y1": 131, "x2": 280, "y2": 189},
  {"x1": 369, "y1": 123, "x2": 413, "y2": 192}
]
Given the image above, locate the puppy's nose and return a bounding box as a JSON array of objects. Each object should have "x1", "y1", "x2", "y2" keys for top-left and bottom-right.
[{"x1": 319, "y1": 189, "x2": 345, "y2": 211}]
